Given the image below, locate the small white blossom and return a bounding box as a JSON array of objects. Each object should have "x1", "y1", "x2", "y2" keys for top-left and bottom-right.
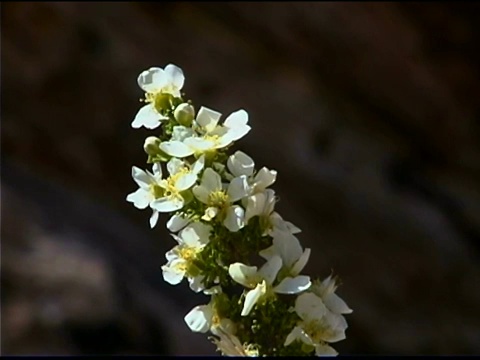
[
  {"x1": 259, "y1": 231, "x2": 311, "y2": 278},
  {"x1": 229, "y1": 255, "x2": 311, "y2": 316},
  {"x1": 162, "y1": 222, "x2": 211, "y2": 292},
  {"x1": 126, "y1": 163, "x2": 165, "y2": 228},
  {"x1": 285, "y1": 292, "x2": 349, "y2": 355},
  {"x1": 193, "y1": 168, "x2": 249, "y2": 232},
  {"x1": 132, "y1": 64, "x2": 185, "y2": 129},
  {"x1": 150, "y1": 156, "x2": 204, "y2": 213},
  {"x1": 159, "y1": 107, "x2": 251, "y2": 158}
]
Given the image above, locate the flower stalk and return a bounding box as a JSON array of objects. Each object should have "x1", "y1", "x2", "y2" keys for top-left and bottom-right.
[{"x1": 127, "y1": 64, "x2": 352, "y2": 356}]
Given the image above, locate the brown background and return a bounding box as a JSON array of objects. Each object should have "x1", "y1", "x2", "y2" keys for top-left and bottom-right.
[{"x1": 2, "y1": 2, "x2": 480, "y2": 355}]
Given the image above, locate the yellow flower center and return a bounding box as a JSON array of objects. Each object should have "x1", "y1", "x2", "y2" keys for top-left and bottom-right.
[
  {"x1": 149, "y1": 184, "x2": 165, "y2": 198},
  {"x1": 208, "y1": 190, "x2": 229, "y2": 207},
  {"x1": 162, "y1": 168, "x2": 190, "y2": 197}
]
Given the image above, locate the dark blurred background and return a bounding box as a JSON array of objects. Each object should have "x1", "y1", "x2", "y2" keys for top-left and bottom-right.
[{"x1": 2, "y1": 1, "x2": 480, "y2": 355}]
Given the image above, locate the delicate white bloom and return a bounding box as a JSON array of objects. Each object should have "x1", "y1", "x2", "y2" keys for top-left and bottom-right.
[
  {"x1": 285, "y1": 292, "x2": 349, "y2": 355},
  {"x1": 259, "y1": 231, "x2": 311, "y2": 277},
  {"x1": 132, "y1": 64, "x2": 185, "y2": 129},
  {"x1": 193, "y1": 168, "x2": 249, "y2": 232},
  {"x1": 310, "y1": 276, "x2": 353, "y2": 316},
  {"x1": 162, "y1": 222, "x2": 211, "y2": 292},
  {"x1": 229, "y1": 255, "x2": 311, "y2": 316},
  {"x1": 244, "y1": 188, "x2": 276, "y2": 224},
  {"x1": 160, "y1": 107, "x2": 251, "y2": 158},
  {"x1": 227, "y1": 151, "x2": 277, "y2": 194},
  {"x1": 211, "y1": 326, "x2": 259, "y2": 357},
  {"x1": 150, "y1": 156, "x2": 204, "y2": 213}
]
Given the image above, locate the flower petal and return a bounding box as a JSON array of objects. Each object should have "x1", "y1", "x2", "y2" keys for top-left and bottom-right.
[
  {"x1": 162, "y1": 260, "x2": 185, "y2": 284},
  {"x1": 227, "y1": 175, "x2": 249, "y2": 202},
  {"x1": 193, "y1": 185, "x2": 210, "y2": 204},
  {"x1": 228, "y1": 263, "x2": 258, "y2": 288},
  {"x1": 149, "y1": 210, "x2": 159, "y2": 228},
  {"x1": 160, "y1": 141, "x2": 194, "y2": 158},
  {"x1": 274, "y1": 275, "x2": 311, "y2": 294},
  {"x1": 285, "y1": 326, "x2": 313, "y2": 347},
  {"x1": 180, "y1": 222, "x2": 211, "y2": 247},
  {"x1": 191, "y1": 155, "x2": 205, "y2": 174},
  {"x1": 314, "y1": 344, "x2": 338, "y2": 356},
  {"x1": 196, "y1": 106, "x2": 222, "y2": 133},
  {"x1": 132, "y1": 104, "x2": 165, "y2": 129},
  {"x1": 184, "y1": 137, "x2": 216, "y2": 152},
  {"x1": 254, "y1": 167, "x2": 277, "y2": 191},
  {"x1": 188, "y1": 275, "x2": 206, "y2": 293},
  {"x1": 166, "y1": 214, "x2": 191, "y2": 232},
  {"x1": 200, "y1": 168, "x2": 222, "y2": 193},
  {"x1": 151, "y1": 196, "x2": 184, "y2": 212},
  {"x1": 258, "y1": 255, "x2": 282, "y2": 286},
  {"x1": 227, "y1": 151, "x2": 255, "y2": 177},
  {"x1": 137, "y1": 67, "x2": 166, "y2": 92},
  {"x1": 272, "y1": 232, "x2": 303, "y2": 269},
  {"x1": 175, "y1": 173, "x2": 197, "y2": 191},
  {"x1": 171, "y1": 125, "x2": 194, "y2": 141},
  {"x1": 184, "y1": 304, "x2": 213, "y2": 333},
  {"x1": 166, "y1": 157, "x2": 185, "y2": 176},
  {"x1": 241, "y1": 281, "x2": 267, "y2": 316},
  {"x1": 126, "y1": 188, "x2": 153, "y2": 209},
  {"x1": 324, "y1": 293, "x2": 353, "y2": 315},
  {"x1": 164, "y1": 64, "x2": 185, "y2": 94},
  {"x1": 291, "y1": 248, "x2": 311, "y2": 276},
  {"x1": 224, "y1": 205, "x2": 245, "y2": 232},
  {"x1": 295, "y1": 293, "x2": 327, "y2": 321},
  {"x1": 131, "y1": 166, "x2": 154, "y2": 189},
  {"x1": 224, "y1": 109, "x2": 248, "y2": 128}
]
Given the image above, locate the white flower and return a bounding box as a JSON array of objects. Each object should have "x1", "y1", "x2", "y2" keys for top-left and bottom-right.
[
  {"x1": 228, "y1": 255, "x2": 311, "y2": 316},
  {"x1": 193, "y1": 168, "x2": 249, "y2": 232},
  {"x1": 285, "y1": 292, "x2": 348, "y2": 355},
  {"x1": 159, "y1": 107, "x2": 251, "y2": 158},
  {"x1": 259, "y1": 231, "x2": 311, "y2": 277},
  {"x1": 210, "y1": 326, "x2": 259, "y2": 357},
  {"x1": 243, "y1": 188, "x2": 276, "y2": 224},
  {"x1": 310, "y1": 276, "x2": 353, "y2": 316},
  {"x1": 166, "y1": 213, "x2": 192, "y2": 232},
  {"x1": 162, "y1": 222, "x2": 211, "y2": 292},
  {"x1": 132, "y1": 64, "x2": 185, "y2": 129},
  {"x1": 227, "y1": 151, "x2": 277, "y2": 194},
  {"x1": 126, "y1": 163, "x2": 165, "y2": 228},
  {"x1": 150, "y1": 156, "x2": 204, "y2": 213},
  {"x1": 184, "y1": 298, "x2": 236, "y2": 335}
]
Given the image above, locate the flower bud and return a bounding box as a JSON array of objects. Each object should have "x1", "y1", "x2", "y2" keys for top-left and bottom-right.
[
  {"x1": 174, "y1": 103, "x2": 195, "y2": 126},
  {"x1": 143, "y1": 136, "x2": 161, "y2": 156}
]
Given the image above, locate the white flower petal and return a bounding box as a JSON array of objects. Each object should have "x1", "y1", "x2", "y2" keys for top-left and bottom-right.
[
  {"x1": 196, "y1": 106, "x2": 222, "y2": 133},
  {"x1": 202, "y1": 207, "x2": 219, "y2": 221},
  {"x1": 151, "y1": 163, "x2": 163, "y2": 178},
  {"x1": 131, "y1": 166, "x2": 154, "y2": 189},
  {"x1": 137, "y1": 67, "x2": 166, "y2": 92},
  {"x1": 285, "y1": 326, "x2": 313, "y2": 347},
  {"x1": 126, "y1": 188, "x2": 153, "y2": 209},
  {"x1": 160, "y1": 141, "x2": 194, "y2": 158},
  {"x1": 180, "y1": 222, "x2": 211, "y2": 247},
  {"x1": 224, "y1": 125, "x2": 251, "y2": 142},
  {"x1": 274, "y1": 275, "x2": 311, "y2": 294},
  {"x1": 149, "y1": 210, "x2": 159, "y2": 228},
  {"x1": 223, "y1": 205, "x2": 245, "y2": 232},
  {"x1": 191, "y1": 155, "x2": 205, "y2": 174},
  {"x1": 166, "y1": 158, "x2": 184, "y2": 176},
  {"x1": 184, "y1": 137, "x2": 216, "y2": 151},
  {"x1": 258, "y1": 255, "x2": 282, "y2": 286},
  {"x1": 291, "y1": 248, "x2": 311, "y2": 276},
  {"x1": 227, "y1": 151, "x2": 255, "y2": 177},
  {"x1": 184, "y1": 304, "x2": 213, "y2": 333},
  {"x1": 315, "y1": 344, "x2": 338, "y2": 356},
  {"x1": 224, "y1": 109, "x2": 248, "y2": 128},
  {"x1": 258, "y1": 245, "x2": 276, "y2": 261},
  {"x1": 193, "y1": 185, "x2": 210, "y2": 204},
  {"x1": 227, "y1": 176, "x2": 249, "y2": 202},
  {"x1": 324, "y1": 293, "x2": 353, "y2": 315},
  {"x1": 175, "y1": 173, "x2": 197, "y2": 191},
  {"x1": 171, "y1": 125, "x2": 194, "y2": 141},
  {"x1": 132, "y1": 104, "x2": 165, "y2": 129},
  {"x1": 166, "y1": 214, "x2": 191, "y2": 232},
  {"x1": 254, "y1": 167, "x2": 277, "y2": 191},
  {"x1": 189, "y1": 275, "x2": 206, "y2": 293},
  {"x1": 162, "y1": 260, "x2": 185, "y2": 284},
  {"x1": 241, "y1": 281, "x2": 267, "y2": 316},
  {"x1": 228, "y1": 263, "x2": 258, "y2": 288},
  {"x1": 273, "y1": 232, "x2": 303, "y2": 269},
  {"x1": 201, "y1": 168, "x2": 222, "y2": 193},
  {"x1": 295, "y1": 293, "x2": 327, "y2": 321},
  {"x1": 164, "y1": 64, "x2": 185, "y2": 95},
  {"x1": 151, "y1": 196, "x2": 184, "y2": 212},
  {"x1": 244, "y1": 193, "x2": 266, "y2": 223}
]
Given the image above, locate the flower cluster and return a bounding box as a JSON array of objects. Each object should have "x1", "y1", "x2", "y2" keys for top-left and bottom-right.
[{"x1": 127, "y1": 64, "x2": 352, "y2": 356}]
